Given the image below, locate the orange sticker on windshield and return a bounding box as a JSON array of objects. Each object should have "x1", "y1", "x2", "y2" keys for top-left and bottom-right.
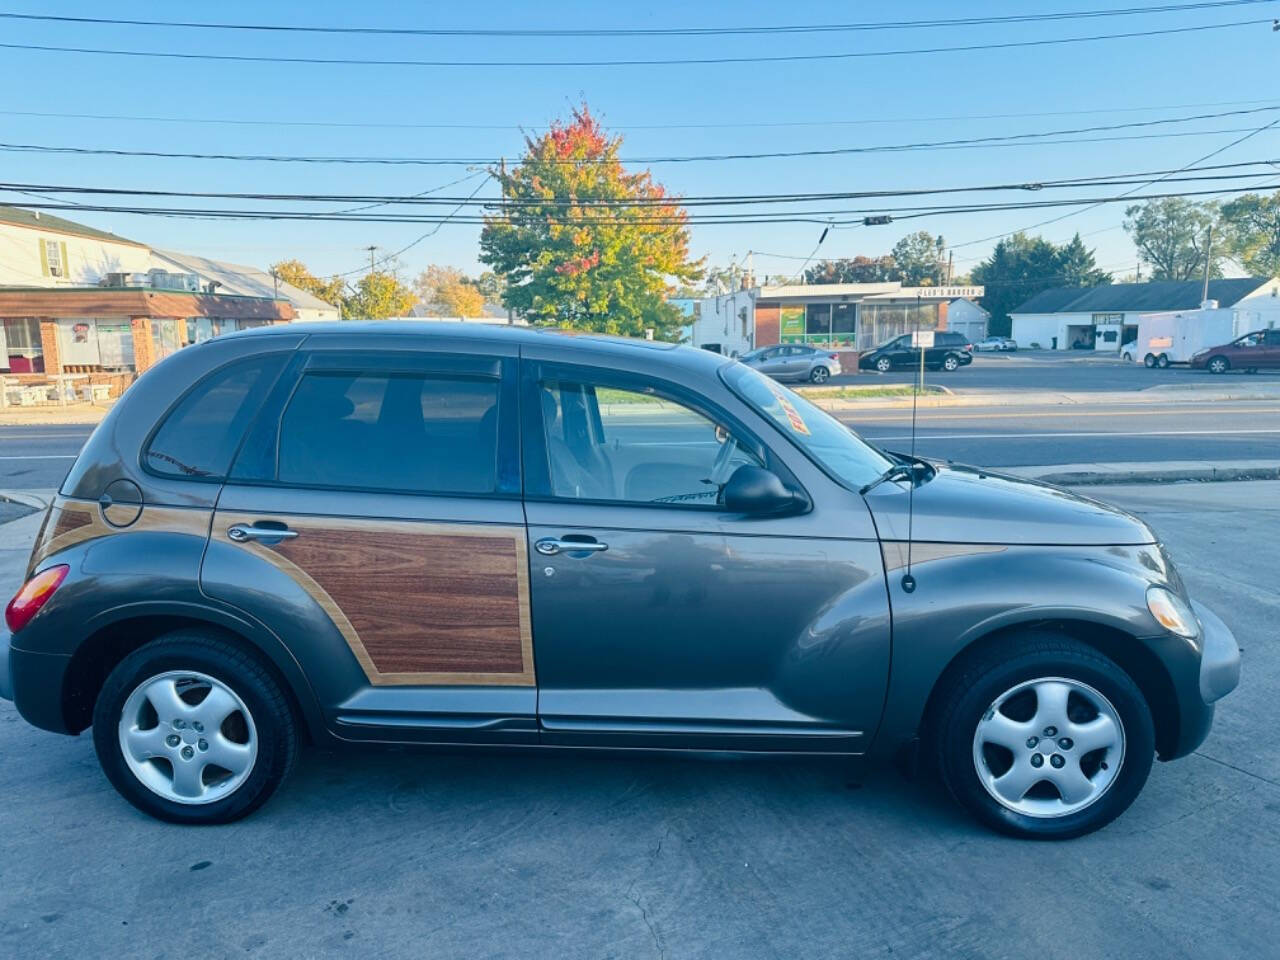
[{"x1": 765, "y1": 380, "x2": 810, "y2": 435}]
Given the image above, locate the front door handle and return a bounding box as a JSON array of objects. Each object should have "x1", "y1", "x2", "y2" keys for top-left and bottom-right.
[
  {"x1": 534, "y1": 537, "x2": 607, "y2": 556},
  {"x1": 227, "y1": 523, "x2": 299, "y2": 543}
]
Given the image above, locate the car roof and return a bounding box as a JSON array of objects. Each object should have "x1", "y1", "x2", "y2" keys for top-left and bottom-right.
[{"x1": 220, "y1": 320, "x2": 730, "y2": 375}]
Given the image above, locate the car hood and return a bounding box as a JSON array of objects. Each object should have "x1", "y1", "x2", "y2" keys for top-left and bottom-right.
[{"x1": 862, "y1": 463, "x2": 1156, "y2": 546}]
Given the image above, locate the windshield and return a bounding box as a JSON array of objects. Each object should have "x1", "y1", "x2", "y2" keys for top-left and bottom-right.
[{"x1": 720, "y1": 361, "x2": 893, "y2": 489}]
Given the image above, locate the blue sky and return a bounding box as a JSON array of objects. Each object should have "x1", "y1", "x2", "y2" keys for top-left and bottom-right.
[{"x1": 2, "y1": 1, "x2": 1278, "y2": 284}]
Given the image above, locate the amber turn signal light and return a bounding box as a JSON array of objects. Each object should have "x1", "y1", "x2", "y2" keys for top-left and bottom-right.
[{"x1": 4, "y1": 565, "x2": 69, "y2": 634}]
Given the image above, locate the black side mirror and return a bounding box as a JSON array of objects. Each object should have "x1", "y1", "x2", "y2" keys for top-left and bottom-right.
[{"x1": 723, "y1": 465, "x2": 806, "y2": 516}]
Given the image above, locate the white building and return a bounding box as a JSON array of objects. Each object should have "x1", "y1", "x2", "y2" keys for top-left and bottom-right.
[
  {"x1": 685, "y1": 282, "x2": 986, "y2": 357},
  {"x1": 1010, "y1": 278, "x2": 1280, "y2": 352},
  {"x1": 152, "y1": 249, "x2": 341, "y2": 324}
]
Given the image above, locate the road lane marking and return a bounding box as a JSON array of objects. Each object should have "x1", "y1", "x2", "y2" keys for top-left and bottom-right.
[
  {"x1": 861, "y1": 429, "x2": 1280, "y2": 441},
  {"x1": 841, "y1": 406, "x2": 1280, "y2": 424}
]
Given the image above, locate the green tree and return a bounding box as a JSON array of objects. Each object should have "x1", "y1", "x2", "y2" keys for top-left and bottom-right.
[
  {"x1": 1219, "y1": 191, "x2": 1280, "y2": 278},
  {"x1": 413, "y1": 265, "x2": 486, "y2": 317},
  {"x1": 269, "y1": 259, "x2": 346, "y2": 307},
  {"x1": 343, "y1": 270, "x2": 416, "y2": 320},
  {"x1": 1123, "y1": 197, "x2": 1221, "y2": 281},
  {"x1": 803, "y1": 255, "x2": 899, "y2": 284},
  {"x1": 969, "y1": 232, "x2": 1112, "y2": 337},
  {"x1": 891, "y1": 231, "x2": 947, "y2": 286},
  {"x1": 474, "y1": 270, "x2": 507, "y2": 303},
  {"x1": 479, "y1": 104, "x2": 701, "y2": 339}
]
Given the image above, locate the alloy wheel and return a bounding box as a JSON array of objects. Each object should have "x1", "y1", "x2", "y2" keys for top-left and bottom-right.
[
  {"x1": 875, "y1": 358, "x2": 892, "y2": 372},
  {"x1": 972, "y1": 676, "x2": 1124, "y2": 819},
  {"x1": 117, "y1": 670, "x2": 258, "y2": 805}
]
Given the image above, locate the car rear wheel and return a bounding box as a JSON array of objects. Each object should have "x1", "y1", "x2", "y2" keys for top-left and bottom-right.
[
  {"x1": 1207, "y1": 356, "x2": 1230, "y2": 374},
  {"x1": 875, "y1": 357, "x2": 892, "y2": 373},
  {"x1": 942, "y1": 355, "x2": 960, "y2": 372},
  {"x1": 930, "y1": 632, "x2": 1154, "y2": 839},
  {"x1": 810, "y1": 365, "x2": 830, "y2": 384},
  {"x1": 93, "y1": 631, "x2": 298, "y2": 824}
]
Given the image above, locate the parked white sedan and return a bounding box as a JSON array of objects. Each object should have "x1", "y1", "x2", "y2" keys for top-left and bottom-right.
[{"x1": 975, "y1": 336, "x2": 1017, "y2": 352}]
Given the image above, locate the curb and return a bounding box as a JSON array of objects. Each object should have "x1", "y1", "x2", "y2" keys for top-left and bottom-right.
[
  {"x1": 0, "y1": 490, "x2": 52, "y2": 510},
  {"x1": 1004, "y1": 463, "x2": 1280, "y2": 487}
]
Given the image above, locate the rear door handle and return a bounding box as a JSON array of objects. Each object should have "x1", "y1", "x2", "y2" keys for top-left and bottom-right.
[
  {"x1": 535, "y1": 537, "x2": 607, "y2": 556},
  {"x1": 227, "y1": 523, "x2": 299, "y2": 543}
]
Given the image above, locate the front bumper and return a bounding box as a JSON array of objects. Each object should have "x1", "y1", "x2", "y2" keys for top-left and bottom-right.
[{"x1": 1192, "y1": 600, "x2": 1241, "y2": 704}]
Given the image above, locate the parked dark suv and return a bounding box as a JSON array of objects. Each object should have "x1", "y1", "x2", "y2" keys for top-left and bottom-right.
[
  {"x1": 858, "y1": 331, "x2": 973, "y2": 373},
  {"x1": 1, "y1": 324, "x2": 1239, "y2": 837}
]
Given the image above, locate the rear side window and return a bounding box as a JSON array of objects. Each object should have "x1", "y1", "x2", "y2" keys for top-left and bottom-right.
[
  {"x1": 145, "y1": 354, "x2": 286, "y2": 479},
  {"x1": 276, "y1": 370, "x2": 499, "y2": 494}
]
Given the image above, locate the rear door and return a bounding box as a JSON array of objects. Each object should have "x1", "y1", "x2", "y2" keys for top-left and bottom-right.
[
  {"x1": 200, "y1": 340, "x2": 536, "y2": 743},
  {"x1": 1264, "y1": 330, "x2": 1280, "y2": 367},
  {"x1": 520, "y1": 355, "x2": 891, "y2": 752}
]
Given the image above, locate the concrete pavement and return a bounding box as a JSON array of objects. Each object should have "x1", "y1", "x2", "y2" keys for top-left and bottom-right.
[{"x1": 0, "y1": 481, "x2": 1277, "y2": 959}]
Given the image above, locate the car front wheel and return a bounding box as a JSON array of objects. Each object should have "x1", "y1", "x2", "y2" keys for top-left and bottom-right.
[
  {"x1": 931, "y1": 632, "x2": 1154, "y2": 839},
  {"x1": 875, "y1": 357, "x2": 892, "y2": 373},
  {"x1": 93, "y1": 631, "x2": 298, "y2": 824},
  {"x1": 810, "y1": 365, "x2": 830, "y2": 383},
  {"x1": 1207, "y1": 356, "x2": 1230, "y2": 374}
]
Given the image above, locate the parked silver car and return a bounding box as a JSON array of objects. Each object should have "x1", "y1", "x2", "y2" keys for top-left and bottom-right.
[
  {"x1": 975, "y1": 336, "x2": 1017, "y2": 352},
  {"x1": 740, "y1": 344, "x2": 842, "y2": 383}
]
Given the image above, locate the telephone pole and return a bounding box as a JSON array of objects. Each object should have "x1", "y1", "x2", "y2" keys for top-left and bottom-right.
[
  {"x1": 365, "y1": 246, "x2": 377, "y2": 276},
  {"x1": 1201, "y1": 225, "x2": 1214, "y2": 304}
]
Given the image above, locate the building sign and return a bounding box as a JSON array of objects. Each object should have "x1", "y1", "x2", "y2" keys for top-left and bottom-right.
[
  {"x1": 780, "y1": 306, "x2": 805, "y2": 343},
  {"x1": 894, "y1": 286, "x2": 985, "y2": 299}
]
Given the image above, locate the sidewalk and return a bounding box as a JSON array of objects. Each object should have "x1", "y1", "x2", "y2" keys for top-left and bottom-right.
[{"x1": 0, "y1": 404, "x2": 112, "y2": 426}]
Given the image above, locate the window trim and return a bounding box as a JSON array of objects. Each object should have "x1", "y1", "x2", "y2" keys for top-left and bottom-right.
[
  {"x1": 139, "y1": 351, "x2": 293, "y2": 484},
  {"x1": 520, "y1": 359, "x2": 805, "y2": 511},
  {"x1": 227, "y1": 350, "x2": 520, "y2": 500}
]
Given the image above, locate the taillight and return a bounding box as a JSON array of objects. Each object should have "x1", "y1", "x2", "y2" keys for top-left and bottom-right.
[
  {"x1": 828, "y1": 354, "x2": 839, "y2": 360},
  {"x1": 4, "y1": 564, "x2": 69, "y2": 633}
]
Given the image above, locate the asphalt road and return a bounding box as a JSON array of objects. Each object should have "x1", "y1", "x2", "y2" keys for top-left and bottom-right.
[
  {"x1": 832, "y1": 351, "x2": 1280, "y2": 392},
  {"x1": 5, "y1": 393, "x2": 1279, "y2": 491},
  {"x1": 0, "y1": 480, "x2": 1275, "y2": 959}
]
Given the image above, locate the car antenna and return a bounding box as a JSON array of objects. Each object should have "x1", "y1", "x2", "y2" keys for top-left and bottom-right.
[{"x1": 901, "y1": 299, "x2": 924, "y2": 594}]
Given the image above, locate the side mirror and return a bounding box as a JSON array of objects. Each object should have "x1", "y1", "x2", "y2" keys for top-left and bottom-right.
[{"x1": 723, "y1": 465, "x2": 806, "y2": 516}]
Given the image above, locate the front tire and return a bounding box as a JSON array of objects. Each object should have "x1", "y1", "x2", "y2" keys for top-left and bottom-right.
[
  {"x1": 930, "y1": 632, "x2": 1154, "y2": 839},
  {"x1": 1156, "y1": 354, "x2": 1170, "y2": 369},
  {"x1": 93, "y1": 631, "x2": 298, "y2": 824},
  {"x1": 875, "y1": 357, "x2": 892, "y2": 373},
  {"x1": 1143, "y1": 353, "x2": 1156, "y2": 368},
  {"x1": 1207, "y1": 355, "x2": 1229, "y2": 374}
]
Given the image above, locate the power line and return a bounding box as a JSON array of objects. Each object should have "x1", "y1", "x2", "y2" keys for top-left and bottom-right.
[
  {"x1": 2, "y1": 3, "x2": 1268, "y2": 38},
  {"x1": 4, "y1": 159, "x2": 1277, "y2": 209},
  {"x1": 0, "y1": 17, "x2": 1271, "y2": 68},
  {"x1": 4, "y1": 106, "x2": 1280, "y2": 168},
  {"x1": 5, "y1": 97, "x2": 1280, "y2": 133}
]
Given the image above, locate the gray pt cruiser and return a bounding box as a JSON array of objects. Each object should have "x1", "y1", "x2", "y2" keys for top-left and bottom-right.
[{"x1": 1, "y1": 323, "x2": 1240, "y2": 838}]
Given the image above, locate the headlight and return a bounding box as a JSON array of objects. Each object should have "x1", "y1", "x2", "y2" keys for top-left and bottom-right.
[
  {"x1": 1147, "y1": 586, "x2": 1200, "y2": 639},
  {"x1": 1191, "y1": 349, "x2": 1209, "y2": 359}
]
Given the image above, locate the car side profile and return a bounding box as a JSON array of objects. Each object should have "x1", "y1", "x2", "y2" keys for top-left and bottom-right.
[
  {"x1": 858, "y1": 331, "x2": 974, "y2": 373},
  {"x1": 2, "y1": 324, "x2": 1239, "y2": 838},
  {"x1": 739, "y1": 344, "x2": 842, "y2": 383},
  {"x1": 1189, "y1": 329, "x2": 1280, "y2": 374},
  {"x1": 975, "y1": 336, "x2": 1017, "y2": 352}
]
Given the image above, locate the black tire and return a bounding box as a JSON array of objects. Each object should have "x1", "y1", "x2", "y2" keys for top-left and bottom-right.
[
  {"x1": 930, "y1": 632, "x2": 1155, "y2": 840},
  {"x1": 92, "y1": 631, "x2": 298, "y2": 824},
  {"x1": 875, "y1": 357, "x2": 892, "y2": 373},
  {"x1": 1143, "y1": 353, "x2": 1156, "y2": 368},
  {"x1": 942, "y1": 355, "x2": 960, "y2": 372},
  {"x1": 809, "y1": 365, "x2": 830, "y2": 384},
  {"x1": 1156, "y1": 354, "x2": 1170, "y2": 369},
  {"x1": 1207, "y1": 355, "x2": 1229, "y2": 375}
]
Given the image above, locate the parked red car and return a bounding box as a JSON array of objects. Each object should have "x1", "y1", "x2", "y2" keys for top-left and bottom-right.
[{"x1": 1189, "y1": 329, "x2": 1280, "y2": 374}]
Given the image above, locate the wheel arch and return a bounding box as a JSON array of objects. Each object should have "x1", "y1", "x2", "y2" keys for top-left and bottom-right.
[
  {"x1": 917, "y1": 618, "x2": 1181, "y2": 761},
  {"x1": 61, "y1": 601, "x2": 327, "y2": 743}
]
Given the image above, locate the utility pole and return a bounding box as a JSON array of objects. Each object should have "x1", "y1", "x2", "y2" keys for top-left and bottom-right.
[
  {"x1": 946, "y1": 250, "x2": 954, "y2": 285},
  {"x1": 1201, "y1": 225, "x2": 1213, "y2": 304},
  {"x1": 365, "y1": 245, "x2": 377, "y2": 276},
  {"x1": 269, "y1": 267, "x2": 279, "y2": 299}
]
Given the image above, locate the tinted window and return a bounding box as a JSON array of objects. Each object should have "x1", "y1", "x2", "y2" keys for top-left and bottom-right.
[
  {"x1": 277, "y1": 371, "x2": 499, "y2": 494},
  {"x1": 539, "y1": 380, "x2": 760, "y2": 505},
  {"x1": 146, "y1": 354, "x2": 286, "y2": 479}
]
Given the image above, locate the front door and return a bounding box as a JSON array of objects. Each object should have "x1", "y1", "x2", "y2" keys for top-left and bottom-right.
[
  {"x1": 520, "y1": 357, "x2": 891, "y2": 752},
  {"x1": 201, "y1": 345, "x2": 537, "y2": 743}
]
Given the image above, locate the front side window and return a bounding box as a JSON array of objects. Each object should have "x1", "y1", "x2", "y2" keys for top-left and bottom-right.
[
  {"x1": 538, "y1": 379, "x2": 760, "y2": 505},
  {"x1": 276, "y1": 370, "x2": 499, "y2": 494},
  {"x1": 146, "y1": 354, "x2": 287, "y2": 479},
  {"x1": 722, "y1": 361, "x2": 892, "y2": 490}
]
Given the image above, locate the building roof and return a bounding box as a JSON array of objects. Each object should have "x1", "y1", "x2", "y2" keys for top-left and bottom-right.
[
  {"x1": 0, "y1": 206, "x2": 145, "y2": 246},
  {"x1": 152, "y1": 249, "x2": 338, "y2": 312},
  {"x1": 1011, "y1": 278, "x2": 1271, "y2": 315}
]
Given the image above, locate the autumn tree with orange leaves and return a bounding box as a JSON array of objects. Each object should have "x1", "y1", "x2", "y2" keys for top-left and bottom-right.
[{"x1": 480, "y1": 105, "x2": 701, "y2": 339}]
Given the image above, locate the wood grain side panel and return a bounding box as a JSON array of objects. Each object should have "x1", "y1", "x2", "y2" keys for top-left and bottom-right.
[
  {"x1": 27, "y1": 497, "x2": 212, "y2": 575},
  {"x1": 218, "y1": 514, "x2": 535, "y2": 686},
  {"x1": 50, "y1": 502, "x2": 94, "y2": 540}
]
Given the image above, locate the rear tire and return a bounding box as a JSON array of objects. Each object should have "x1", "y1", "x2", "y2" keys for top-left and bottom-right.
[
  {"x1": 92, "y1": 631, "x2": 298, "y2": 824},
  {"x1": 930, "y1": 632, "x2": 1154, "y2": 840},
  {"x1": 810, "y1": 365, "x2": 830, "y2": 384},
  {"x1": 1156, "y1": 354, "x2": 1170, "y2": 369}
]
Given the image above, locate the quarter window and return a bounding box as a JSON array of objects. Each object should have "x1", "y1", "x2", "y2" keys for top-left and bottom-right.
[
  {"x1": 146, "y1": 354, "x2": 287, "y2": 479},
  {"x1": 538, "y1": 379, "x2": 760, "y2": 505},
  {"x1": 276, "y1": 370, "x2": 499, "y2": 494}
]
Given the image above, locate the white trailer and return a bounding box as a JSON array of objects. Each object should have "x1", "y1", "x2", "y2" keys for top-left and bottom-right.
[{"x1": 1132, "y1": 308, "x2": 1236, "y2": 368}]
